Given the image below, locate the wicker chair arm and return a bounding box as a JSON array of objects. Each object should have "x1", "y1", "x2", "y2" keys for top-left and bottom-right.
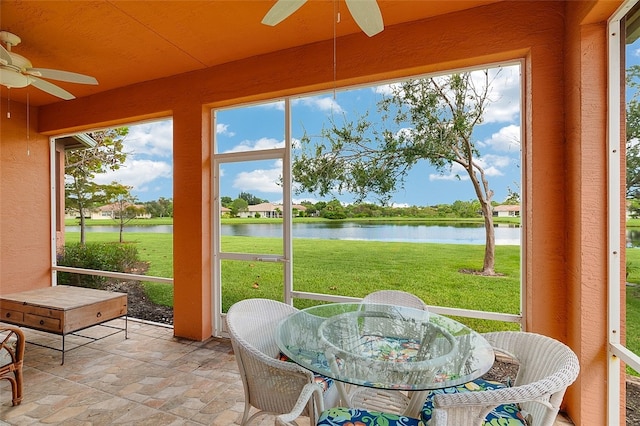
[
  {"x1": 0, "y1": 325, "x2": 25, "y2": 406},
  {"x1": 0, "y1": 326, "x2": 25, "y2": 367},
  {"x1": 275, "y1": 383, "x2": 325, "y2": 426},
  {"x1": 432, "y1": 375, "x2": 571, "y2": 409}
]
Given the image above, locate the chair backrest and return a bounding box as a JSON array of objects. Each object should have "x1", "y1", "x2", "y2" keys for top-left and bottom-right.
[
  {"x1": 226, "y1": 298, "x2": 316, "y2": 424},
  {"x1": 431, "y1": 331, "x2": 579, "y2": 426},
  {"x1": 484, "y1": 332, "x2": 580, "y2": 426},
  {"x1": 481, "y1": 331, "x2": 580, "y2": 426},
  {"x1": 363, "y1": 290, "x2": 428, "y2": 310},
  {"x1": 227, "y1": 298, "x2": 296, "y2": 357}
]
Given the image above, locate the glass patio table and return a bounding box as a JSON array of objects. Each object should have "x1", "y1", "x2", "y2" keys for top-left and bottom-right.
[{"x1": 276, "y1": 302, "x2": 495, "y2": 418}]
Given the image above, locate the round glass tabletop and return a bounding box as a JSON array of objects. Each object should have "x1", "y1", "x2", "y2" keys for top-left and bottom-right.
[{"x1": 276, "y1": 302, "x2": 495, "y2": 390}]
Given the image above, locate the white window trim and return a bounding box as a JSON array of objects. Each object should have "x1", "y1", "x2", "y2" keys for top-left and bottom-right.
[{"x1": 608, "y1": 2, "x2": 640, "y2": 424}]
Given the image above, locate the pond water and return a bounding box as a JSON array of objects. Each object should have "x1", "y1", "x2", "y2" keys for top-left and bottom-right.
[{"x1": 66, "y1": 222, "x2": 522, "y2": 245}]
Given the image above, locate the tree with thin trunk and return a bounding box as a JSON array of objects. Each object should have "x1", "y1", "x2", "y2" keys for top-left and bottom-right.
[
  {"x1": 104, "y1": 182, "x2": 144, "y2": 243},
  {"x1": 65, "y1": 128, "x2": 128, "y2": 244},
  {"x1": 293, "y1": 71, "x2": 505, "y2": 275}
]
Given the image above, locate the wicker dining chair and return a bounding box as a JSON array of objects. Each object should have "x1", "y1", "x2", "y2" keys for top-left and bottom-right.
[
  {"x1": 363, "y1": 290, "x2": 428, "y2": 311},
  {"x1": 422, "y1": 331, "x2": 580, "y2": 426},
  {"x1": 346, "y1": 290, "x2": 430, "y2": 414},
  {"x1": 226, "y1": 298, "x2": 338, "y2": 425},
  {"x1": 0, "y1": 325, "x2": 25, "y2": 406}
]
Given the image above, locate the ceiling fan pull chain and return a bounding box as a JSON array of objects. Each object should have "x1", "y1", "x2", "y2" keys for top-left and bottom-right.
[
  {"x1": 333, "y1": 0, "x2": 340, "y2": 101},
  {"x1": 26, "y1": 91, "x2": 30, "y2": 156},
  {"x1": 6, "y1": 88, "x2": 10, "y2": 119}
]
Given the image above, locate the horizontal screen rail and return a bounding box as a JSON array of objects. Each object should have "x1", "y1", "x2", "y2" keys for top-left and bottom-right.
[
  {"x1": 53, "y1": 266, "x2": 174, "y2": 285},
  {"x1": 289, "y1": 291, "x2": 522, "y2": 324}
]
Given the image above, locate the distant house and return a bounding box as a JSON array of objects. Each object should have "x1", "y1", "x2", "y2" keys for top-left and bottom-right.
[
  {"x1": 493, "y1": 204, "x2": 520, "y2": 217},
  {"x1": 65, "y1": 203, "x2": 151, "y2": 220},
  {"x1": 237, "y1": 203, "x2": 307, "y2": 218}
]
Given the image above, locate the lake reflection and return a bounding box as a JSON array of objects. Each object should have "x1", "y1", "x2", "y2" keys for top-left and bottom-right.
[{"x1": 67, "y1": 222, "x2": 522, "y2": 245}]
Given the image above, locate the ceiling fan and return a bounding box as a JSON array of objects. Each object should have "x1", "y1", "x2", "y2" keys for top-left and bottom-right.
[
  {"x1": 0, "y1": 30, "x2": 98, "y2": 100},
  {"x1": 262, "y1": 0, "x2": 384, "y2": 37}
]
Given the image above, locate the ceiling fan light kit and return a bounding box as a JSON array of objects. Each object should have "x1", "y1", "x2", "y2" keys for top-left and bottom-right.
[{"x1": 0, "y1": 30, "x2": 98, "y2": 100}]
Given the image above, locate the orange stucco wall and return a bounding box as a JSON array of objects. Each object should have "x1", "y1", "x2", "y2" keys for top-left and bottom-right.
[
  {"x1": 0, "y1": 1, "x2": 625, "y2": 423},
  {"x1": 0, "y1": 100, "x2": 52, "y2": 294}
]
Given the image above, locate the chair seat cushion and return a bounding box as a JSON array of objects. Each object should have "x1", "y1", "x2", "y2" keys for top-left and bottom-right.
[
  {"x1": 278, "y1": 352, "x2": 334, "y2": 388},
  {"x1": 318, "y1": 407, "x2": 422, "y2": 426},
  {"x1": 421, "y1": 379, "x2": 527, "y2": 425}
]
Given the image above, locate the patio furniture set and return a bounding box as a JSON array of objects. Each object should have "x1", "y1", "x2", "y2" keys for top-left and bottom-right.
[
  {"x1": 227, "y1": 290, "x2": 580, "y2": 426},
  {"x1": 1, "y1": 288, "x2": 580, "y2": 425}
]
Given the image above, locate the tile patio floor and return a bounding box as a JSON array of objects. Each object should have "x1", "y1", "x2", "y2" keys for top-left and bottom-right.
[{"x1": 0, "y1": 319, "x2": 574, "y2": 425}]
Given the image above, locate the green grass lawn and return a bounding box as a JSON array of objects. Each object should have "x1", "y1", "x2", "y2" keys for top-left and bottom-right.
[
  {"x1": 63, "y1": 230, "x2": 640, "y2": 368},
  {"x1": 621, "y1": 247, "x2": 640, "y2": 375},
  {"x1": 63, "y1": 231, "x2": 520, "y2": 332}
]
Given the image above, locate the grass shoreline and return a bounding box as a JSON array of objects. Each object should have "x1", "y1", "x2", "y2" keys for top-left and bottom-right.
[{"x1": 65, "y1": 216, "x2": 522, "y2": 226}]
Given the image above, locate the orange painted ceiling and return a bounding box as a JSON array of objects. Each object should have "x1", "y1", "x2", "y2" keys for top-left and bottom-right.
[{"x1": 0, "y1": 0, "x2": 510, "y2": 107}]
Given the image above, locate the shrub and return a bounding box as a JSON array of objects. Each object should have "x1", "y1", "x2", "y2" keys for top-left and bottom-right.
[{"x1": 57, "y1": 242, "x2": 140, "y2": 288}]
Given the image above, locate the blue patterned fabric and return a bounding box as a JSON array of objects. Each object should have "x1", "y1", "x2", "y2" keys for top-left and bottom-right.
[
  {"x1": 278, "y1": 352, "x2": 334, "y2": 392},
  {"x1": 421, "y1": 379, "x2": 527, "y2": 426},
  {"x1": 318, "y1": 407, "x2": 422, "y2": 426}
]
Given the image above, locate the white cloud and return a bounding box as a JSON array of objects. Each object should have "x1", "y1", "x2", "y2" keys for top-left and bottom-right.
[
  {"x1": 428, "y1": 154, "x2": 511, "y2": 181},
  {"x1": 373, "y1": 83, "x2": 397, "y2": 96},
  {"x1": 373, "y1": 66, "x2": 521, "y2": 125},
  {"x1": 481, "y1": 65, "x2": 521, "y2": 124},
  {"x1": 232, "y1": 160, "x2": 283, "y2": 193},
  {"x1": 225, "y1": 137, "x2": 285, "y2": 153},
  {"x1": 429, "y1": 163, "x2": 469, "y2": 181},
  {"x1": 125, "y1": 120, "x2": 173, "y2": 158},
  {"x1": 293, "y1": 96, "x2": 344, "y2": 114},
  {"x1": 475, "y1": 156, "x2": 507, "y2": 177},
  {"x1": 481, "y1": 124, "x2": 521, "y2": 152},
  {"x1": 84, "y1": 120, "x2": 174, "y2": 196},
  {"x1": 216, "y1": 123, "x2": 235, "y2": 137},
  {"x1": 93, "y1": 159, "x2": 172, "y2": 190}
]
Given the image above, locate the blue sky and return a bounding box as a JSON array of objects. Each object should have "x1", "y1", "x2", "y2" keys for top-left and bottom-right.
[{"x1": 94, "y1": 65, "x2": 522, "y2": 207}]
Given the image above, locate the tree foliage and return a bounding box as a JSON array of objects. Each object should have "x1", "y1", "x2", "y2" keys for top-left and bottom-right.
[
  {"x1": 104, "y1": 182, "x2": 144, "y2": 243},
  {"x1": 293, "y1": 71, "x2": 503, "y2": 274},
  {"x1": 238, "y1": 191, "x2": 268, "y2": 205},
  {"x1": 144, "y1": 197, "x2": 173, "y2": 218},
  {"x1": 230, "y1": 198, "x2": 249, "y2": 217},
  {"x1": 627, "y1": 65, "x2": 640, "y2": 200},
  {"x1": 65, "y1": 128, "x2": 128, "y2": 244}
]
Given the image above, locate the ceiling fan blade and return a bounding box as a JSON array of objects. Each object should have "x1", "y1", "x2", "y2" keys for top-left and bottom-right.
[
  {"x1": 26, "y1": 68, "x2": 98, "y2": 85},
  {"x1": 0, "y1": 44, "x2": 12, "y2": 65},
  {"x1": 29, "y1": 76, "x2": 75, "y2": 100},
  {"x1": 262, "y1": 0, "x2": 307, "y2": 26},
  {"x1": 345, "y1": 0, "x2": 384, "y2": 37}
]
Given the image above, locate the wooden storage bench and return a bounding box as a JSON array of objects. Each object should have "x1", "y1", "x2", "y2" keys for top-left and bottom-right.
[{"x1": 0, "y1": 285, "x2": 127, "y2": 364}]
